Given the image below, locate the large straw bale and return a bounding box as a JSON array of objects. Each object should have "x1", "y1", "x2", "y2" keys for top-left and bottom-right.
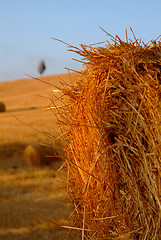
[{"x1": 53, "y1": 33, "x2": 161, "y2": 239}]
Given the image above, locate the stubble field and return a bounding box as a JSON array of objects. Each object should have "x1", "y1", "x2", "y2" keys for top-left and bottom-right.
[{"x1": 0, "y1": 73, "x2": 78, "y2": 240}]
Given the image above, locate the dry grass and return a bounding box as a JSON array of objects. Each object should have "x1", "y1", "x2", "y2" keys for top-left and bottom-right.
[
  {"x1": 53, "y1": 32, "x2": 161, "y2": 239},
  {"x1": 0, "y1": 73, "x2": 78, "y2": 145},
  {"x1": 0, "y1": 73, "x2": 78, "y2": 240},
  {"x1": 0, "y1": 167, "x2": 70, "y2": 240}
]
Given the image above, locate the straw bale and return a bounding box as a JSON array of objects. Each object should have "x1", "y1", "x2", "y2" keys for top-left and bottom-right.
[
  {"x1": 53, "y1": 34, "x2": 161, "y2": 239},
  {"x1": 0, "y1": 102, "x2": 5, "y2": 112},
  {"x1": 24, "y1": 144, "x2": 41, "y2": 166},
  {"x1": 24, "y1": 141, "x2": 62, "y2": 167}
]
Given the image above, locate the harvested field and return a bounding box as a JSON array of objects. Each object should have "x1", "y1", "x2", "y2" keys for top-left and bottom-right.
[{"x1": 0, "y1": 73, "x2": 78, "y2": 240}]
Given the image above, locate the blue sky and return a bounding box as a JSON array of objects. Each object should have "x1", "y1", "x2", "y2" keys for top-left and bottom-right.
[{"x1": 0, "y1": 0, "x2": 161, "y2": 82}]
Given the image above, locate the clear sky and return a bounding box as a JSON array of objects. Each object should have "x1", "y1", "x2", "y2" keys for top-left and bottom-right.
[{"x1": 0, "y1": 0, "x2": 161, "y2": 82}]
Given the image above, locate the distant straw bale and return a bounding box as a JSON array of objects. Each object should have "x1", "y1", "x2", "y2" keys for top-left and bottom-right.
[
  {"x1": 53, "y1": 32, "x2": 161, "y2": 239},
  {"x1": 24, "y1": 144, "x2": 41, "y2": 166},
  {"x1": 0, "y1": 102, "x2": 5, "y2": 112},
  {"x1": 24, "y1": 141, "x2": 63, "y2": 167}
]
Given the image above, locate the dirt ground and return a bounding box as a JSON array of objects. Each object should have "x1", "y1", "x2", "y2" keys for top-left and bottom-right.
[{"x1": 0, "y1": 73, "x2": 78, "y2": 240}]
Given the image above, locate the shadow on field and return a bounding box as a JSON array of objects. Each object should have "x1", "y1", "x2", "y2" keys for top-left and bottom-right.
[
  {"x1": 0, "y1": 142, "x2": 76, "y2": 240},
  {"x1": 7, "y1": 106, "x2": 40, "y2": 113},
  {"x1": 0, "y1": 143, "x2": 26, "y2": 170}
]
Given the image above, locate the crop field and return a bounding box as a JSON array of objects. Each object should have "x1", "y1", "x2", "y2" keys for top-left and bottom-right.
[{"x1": 0, "y1": 73, "x2": 78, "y2": 240}]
